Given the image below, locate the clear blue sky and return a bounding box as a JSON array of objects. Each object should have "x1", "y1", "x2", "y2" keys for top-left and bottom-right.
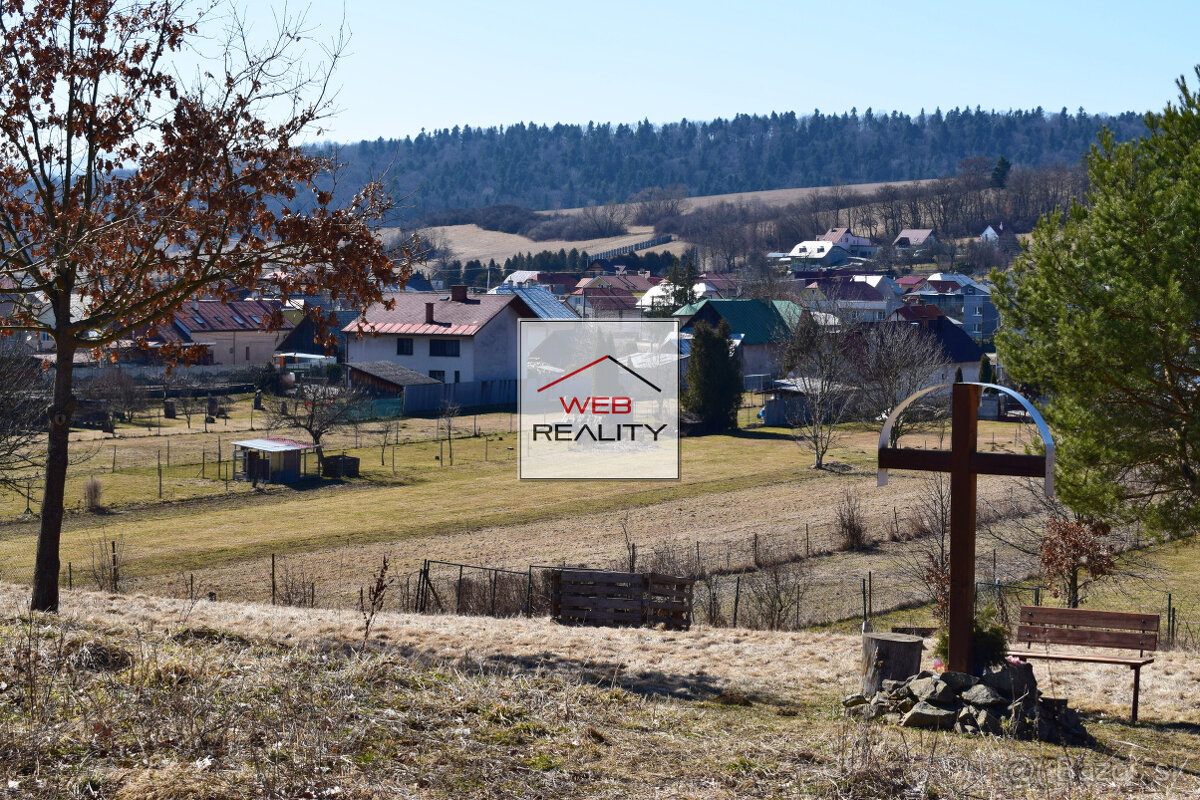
[{"x1": 243, "y1": 0, "x2": 1200, "y2": 142}]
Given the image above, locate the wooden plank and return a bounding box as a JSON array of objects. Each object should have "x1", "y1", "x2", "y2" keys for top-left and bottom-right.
[
  {"x1": 647, "y1": 600, "x2": 691, "y2": 613},
  {"x1": 561, "y1": 611, "x2": 641, "y2": 624},
  {"x1": 558, "y1": 598, "x2": 645, "y2": 612},
  {"x1": 558, "y1": 570, "x2": 644, "y2": 585},
  {"x1": 1019, "y1": 606, "x2": 1160, "y2": 632},
  {"x1": 1016, "y1": 625, "x2": 1157, "y2": 651},
  {"x1": 557, "y1": 587, "x2": 642, "y2": 598},
  {"x1": 647, "y1": 588, "x2": 692, "y2": 601},
  {"x1": 877, "y1": 448, "x2": 951, "y2": 473},
  {"x1": 648, "y1": 573, "x2": 695, "y2": 585},
  {"x1": 969, "y1": 452, "x2": 1047, "y2": 478},
  {"x1": 1009, "y1": 652, "x2": 1154, "y2": 667}
]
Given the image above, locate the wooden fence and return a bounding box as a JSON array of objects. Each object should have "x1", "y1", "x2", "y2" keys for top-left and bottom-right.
[{"x1": 550, "y1": 569, "x2": 694, "y2": 630}]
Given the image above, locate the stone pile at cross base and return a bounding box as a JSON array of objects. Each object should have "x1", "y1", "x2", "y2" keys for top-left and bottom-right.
[{"x1": 843, "y1": 661, "x2": 1090, "y2": 745}]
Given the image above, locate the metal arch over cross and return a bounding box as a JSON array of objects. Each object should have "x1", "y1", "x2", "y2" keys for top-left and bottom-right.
[{"x1": 877, "y1": 382, "x2": 1055, "y2": 674}]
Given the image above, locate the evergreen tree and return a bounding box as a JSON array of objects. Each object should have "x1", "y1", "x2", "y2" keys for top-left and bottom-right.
[
  {"x1": 991, "y1": 156, "x2": 1012, "y2": 188},
  {"x1": 682, "y1": 320, "x2": 741, "y2": 433},
  {"x1": 954, "y1": 366, "x2": 964, "y2": 383},
  {"x1": 979, "y1": 354, "x2": 994, "y2": 384},
  {"x1": 994, "y1": 68, "x2": 1200, "y2": 536}
]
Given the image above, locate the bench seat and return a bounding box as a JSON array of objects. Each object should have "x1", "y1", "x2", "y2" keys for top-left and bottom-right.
[{"x1": 1010, "y1": 605, "x2": 1160, "y2": 724}]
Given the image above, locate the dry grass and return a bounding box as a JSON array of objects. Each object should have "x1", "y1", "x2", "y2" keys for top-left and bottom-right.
[
  {"x1": 416, "y1": 223, "x2": 690, "y2": 267},
  {"x1": 0, "y1": 582, "x2": 1197, "y2": 799},
  {"x1": 0, "y1": 420, "x2": 1039, "y2": 612}
]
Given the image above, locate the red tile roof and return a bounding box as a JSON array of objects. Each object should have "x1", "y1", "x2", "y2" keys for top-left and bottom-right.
[
  {"x1": 344, "y1": 292, "x2": 532, "y2": 336},
  {"x1": 891, "y1": 303, "x2": 944, "y2": 322}
]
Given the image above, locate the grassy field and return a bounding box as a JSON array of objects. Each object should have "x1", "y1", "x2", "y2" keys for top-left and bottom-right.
[
  {"x1": 0, "y1": 397, "x2": 1045, "y2": 610},
  {"x1": 0, "y1": 582, "x2": 1196, "y2": 799}
]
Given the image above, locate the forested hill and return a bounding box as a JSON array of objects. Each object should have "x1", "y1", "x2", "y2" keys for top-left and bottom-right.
[{"x1": 314, "y1": 107, "x2": 1147, "y2": 214}]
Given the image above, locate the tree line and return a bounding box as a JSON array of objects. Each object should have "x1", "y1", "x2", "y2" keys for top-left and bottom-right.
[{"x1": 316, "y1": 107, "x2": 1145, "y2": 214}]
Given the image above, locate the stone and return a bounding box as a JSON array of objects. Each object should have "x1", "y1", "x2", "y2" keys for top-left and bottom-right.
[
  {"x1": 842, "y1": 693, "x2": 867, "y2": 707},
  {"x1": 981, "y1": 661, "x2": 1037, "y2": 702},
  {"x1": 893, "y1": 696, "x2": 915, "y2": 713},
  {"x1": 913, "y1": 669, "x2": 937, "y2": 681},
  {"x1": 908, "y1": 677, "x2": 957, "y2": 704},
  {"x1": 871, "y1": 692, "x2": 890, "y2": 706},
  {"x1": 938, "y1": 671, "x2": 979, "y2": 691},
  {"x1": 961, "y1": 683, "x2": 1006, "y2": 707},
  {"x1": 899, "y1": 701, "x2": 957, "y2": 730},
  {"x1": 974, "y1": 708, "x2": 1003, "y2": 735},
  {"x1": 881, "y1": 679, "x2": 907, "y2": 694}
]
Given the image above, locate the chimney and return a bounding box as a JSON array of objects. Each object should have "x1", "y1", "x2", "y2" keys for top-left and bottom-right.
[
  {"x1": 450, "y1": 284, "x2": 468, "y2": 302},
  {"x1": 425, "y1": 302, "x2": 435, "y2": 324}
]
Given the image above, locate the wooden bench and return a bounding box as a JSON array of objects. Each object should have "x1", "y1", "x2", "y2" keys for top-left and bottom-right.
[{"x1": 1010, "y1": 606, "x2": 1159, "y2": 723}]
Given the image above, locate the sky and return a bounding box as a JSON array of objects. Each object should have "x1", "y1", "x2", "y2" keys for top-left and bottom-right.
[{"x1": 235, "y1": 0, "x2": 1200, "y2": 143}]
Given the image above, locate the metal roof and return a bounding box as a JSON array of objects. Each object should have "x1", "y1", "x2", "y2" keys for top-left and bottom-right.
[
  {"x1": 231, "y1": 437, "x2": 316, "y2": 453},
  {"x1": 491, "y1": 285, "x2": 578, "y2": 319}
]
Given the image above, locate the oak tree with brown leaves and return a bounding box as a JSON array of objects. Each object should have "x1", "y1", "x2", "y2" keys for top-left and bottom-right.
[{"x1": 0, "y1": 1, "x2": 417, "y2": 611}]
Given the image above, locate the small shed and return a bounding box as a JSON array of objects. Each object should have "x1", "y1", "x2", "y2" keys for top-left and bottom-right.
[{"x1": 231, "y1": 437, "x2": 317, "y2": 484}]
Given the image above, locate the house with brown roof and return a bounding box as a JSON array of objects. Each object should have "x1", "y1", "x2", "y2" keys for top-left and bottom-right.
[
  {"x1": 343, "y1": 285, "x2": 536, "y2": 384},
  {"x1": 130, "y1": 299, "x2": 294, "y2": 366},
  {"x1": 892, "y1": 229, "x2": 937, "y2": 250},
  {"x1": 567, "y1": 287, "x2": 642, "y2": 319}
]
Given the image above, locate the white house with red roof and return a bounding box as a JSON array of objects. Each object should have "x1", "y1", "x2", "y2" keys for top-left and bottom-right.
[{"x1": 343, "y1": 285, "x2": 536, "y2": 383}]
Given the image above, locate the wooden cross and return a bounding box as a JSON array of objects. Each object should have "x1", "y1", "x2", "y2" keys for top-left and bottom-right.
[{"x1": 877, "y1": 382, "x2": 1054, "y2": 674}]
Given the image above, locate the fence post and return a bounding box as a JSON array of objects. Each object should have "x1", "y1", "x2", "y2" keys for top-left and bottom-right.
[
  {"x1": 271, "y1": 553, "x2": 276, "y2": 605},
  {"x1": 202, "y1": 450, "x2": 206, "y2": 479},
  {"x1": 490, "y1": 570, "x2": 498, "y2": 616},
  {"x1": 732, "y1": 576, "x2": 741, "y2": 627},
  {"x1": 68, "y1": 562, "x2": 72, "y2": 590},
  {"x1": 455, "y1": 565, "x2": 464, "y2": 613},
  {"x1": 1034, "y1": 587, "x2": 1041, "y2": 606},
  {"x1": 861, "y1": 577, "x2": 868, "y2": 632},
  {"x1": 112, "y1": 445, "x2": 117, "y2": 473},
  {"x1": 111, "y1": 540, "x2": 119, "y2": 592},
  {"x1": 158, "y1": 451, "x2": 163, "y2": 499},
  {"x1": 868, "y1": 571, "x2": 873, "y2": 620},
  {"x1": 525, "y1": 567, "x2": 533, "y2": 617},
  {"x1": 1167, "y1": 593, "x2": 1174, "y2": 645},
  {"x1": 189, "y1": 573, "x2": 194, "y2": 602},
  {"x1": 805, "y1": 523, "x2": 810, "y2": 557}
]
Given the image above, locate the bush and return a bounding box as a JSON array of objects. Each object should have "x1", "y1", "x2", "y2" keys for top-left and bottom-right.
[
  {"x1": 932, "y1": 605, "x2": 1010, "y2": 673},
  {"x1": 835, "y1": 491, "x2": 872, "y2": 551},
  {"x1": 83, "y1": 477, "x2": 103, "y2": 512}
]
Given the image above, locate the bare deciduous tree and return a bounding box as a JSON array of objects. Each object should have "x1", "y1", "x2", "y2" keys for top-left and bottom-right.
[
  {"x1": 0, "y1": 2, "x2": 419, "y2": 611},
  {"x1": 853, "y1": 322, "x2": 951, "y2": 447},
  {"x1": 265, "y1": 382, "x2": 366, "y2": 470},
  {"x1": 784, "y1": 311, "x2": 852, "y2": 469}
]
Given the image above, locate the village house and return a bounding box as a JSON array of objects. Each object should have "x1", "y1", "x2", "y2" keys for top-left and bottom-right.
[
  {"x1": 886, "y1": 301, "x2": 986, "y2": 381},
  {"x1": 817, "y1": 227, "x2": 878, "y2": 258},
  {"x1": 343, "y1": 285, "x2": 537, "y2": 384},
  {"x1": 786, "y1": 240, "x2": 851, "y2": 268},
  {"x1": 122, "y1": 298, "x2": 294, "y2": 366},
  {"x1": 892, "y1": 228, "x2": 937, "y2": 251},
  {"x1": 797, "y1": 276, "x2": 904, "y2": 323},
  {"x1": 907, "y1": 272, "x2": 998, "y2": 342},
  {"x1": 674, "y1": 298, "x2": 801, "y2": 380}
]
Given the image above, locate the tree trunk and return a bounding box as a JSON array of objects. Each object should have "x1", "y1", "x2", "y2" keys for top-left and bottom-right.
[
  {"x1": 861, "y1": 632, "x2": 924, "y2": 696},
  {"x1": 32, "y1": 342, "x2": 77, "y2": 612}
]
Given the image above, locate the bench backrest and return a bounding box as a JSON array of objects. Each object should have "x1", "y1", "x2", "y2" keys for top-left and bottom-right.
[{"x1": 1016, "y1": 606, "x2": 1160, "y2": 655}]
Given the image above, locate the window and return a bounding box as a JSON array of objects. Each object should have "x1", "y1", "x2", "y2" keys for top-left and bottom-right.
[
  {"x1": 453, "y1": 370, "x2": 460, "y2": 383},
  {"x1": 430, "y1": 339, "x2": 460, "y2": 357},
  {"x1": 429, "y1": 370, "x2": 445, "y2": 382},
  {"x1": 396, "y1": 337, "x2": 413, "y2": 355}
]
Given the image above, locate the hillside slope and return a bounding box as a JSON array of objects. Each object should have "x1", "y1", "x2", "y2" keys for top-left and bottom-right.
[{"x1": 1, "y1": 584, "x2": 1197, "y2": 798}]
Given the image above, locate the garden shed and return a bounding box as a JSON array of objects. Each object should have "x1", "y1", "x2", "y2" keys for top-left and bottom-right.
[{"x1": 231, "y1": 437, "x2": 317, "y2": 484}]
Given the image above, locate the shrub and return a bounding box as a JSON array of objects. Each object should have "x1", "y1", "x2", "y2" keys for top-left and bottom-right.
[
  {"x1": 835, "y1": 491, "x2": 872, "y2": 551},
  {"x1": 83, "y1": 477, "x2": 103, "y2": 512},
  {"x1": 932, "y1": 605, "x2": 1010, "y2": 672}
]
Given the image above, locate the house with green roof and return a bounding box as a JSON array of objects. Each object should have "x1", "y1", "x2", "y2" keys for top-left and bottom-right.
[{"x1": 674, "y1": 298, "x2": 801, "y2": 380}]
